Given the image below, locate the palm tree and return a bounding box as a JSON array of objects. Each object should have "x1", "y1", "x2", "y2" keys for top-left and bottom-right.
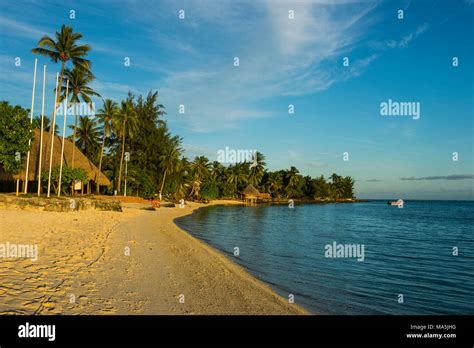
[
  {"x1": 188, "y1": 156, "x2": 211, "y2": 199},
  {"x1": 95, "y1": 99, "x2": 119, "y2": 193},
  {"x1": 227, "y1": 164, "x2": 248, "y2": 195},
  {"x1": 265, "y1": 171, "x2": 283, "y2": 197},
  {"x1": 285, "y1": 166, "x2": 301, "y2": 198},
  {"x1": 169, "y1": 158, "x2": 190, "y2": 200},
  {"x1": 248, "y1": 151, "x2": 266, "y2": 187},
  {"x1": 159, "y1": 146, "x2": 180, "y2": 199},
  {"x1": 59, "y1": 66, "x2": 100, "y2": 169},
  {"x1": 114, "y1": 97, "x2": 138, "y2": 194},
  {"x1": 32, "y1": 25, "x2": 91, "y2": 141},
  {"x1": 69, "y1": 116, "x2": 100, "y2": 161},
  {"x1": 210, "y1": 161, "x2": 224, "y2": 182}
]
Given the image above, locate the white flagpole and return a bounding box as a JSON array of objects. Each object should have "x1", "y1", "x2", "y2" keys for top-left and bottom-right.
[
  {"x1": 57, "y1": 80, "x2": 69, "y2": 197},
  {"x1": 37, "y1": 65, "x2": 46, "y2": 196},
  {"x1": 47, "y1": 72, "x2": 59, "y2": 198},
  {"x1": 24, "y1": 58, "x2": 38, "y2": 194}
]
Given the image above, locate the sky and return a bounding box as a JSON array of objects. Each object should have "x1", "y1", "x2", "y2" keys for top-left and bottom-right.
[{"x1": 0, "y1": 0, "x2": 473, "y2": 199}]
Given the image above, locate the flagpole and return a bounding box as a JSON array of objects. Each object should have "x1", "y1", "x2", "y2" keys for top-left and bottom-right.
[
  {"x1": 58, "y1": 80, "x2": 69, "y2": 197},
  {"x1": 37, "y1": 65, "x2": 46, "y2": 196},
  {"x1": 24, "y1": 58, "x2": 38, "y2": 194},
  {"x1": 47, "y1": 72, "x2": 59, "y2": 198}
]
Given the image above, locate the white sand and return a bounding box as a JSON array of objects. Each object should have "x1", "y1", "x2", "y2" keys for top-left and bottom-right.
[{"x1": 0, "y1": 201, "x2": 307, "y2": 315}]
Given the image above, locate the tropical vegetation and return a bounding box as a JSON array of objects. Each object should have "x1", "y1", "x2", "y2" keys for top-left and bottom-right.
[{"x1": 1, "y1": 24, "x2": 356, "y2": 201}]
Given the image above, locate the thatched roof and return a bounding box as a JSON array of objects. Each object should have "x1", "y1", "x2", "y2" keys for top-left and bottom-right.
[
  {"x1": 0, "y1": 129, "x2": 110, "y2": 186},
  {"x1": 242, "y1": 184, "x2": 259, "y2": 196}
]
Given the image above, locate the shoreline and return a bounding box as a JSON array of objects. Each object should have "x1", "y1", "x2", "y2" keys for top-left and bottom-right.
[
  {"x1": 168, "y1": 200, "x2": 310, "y2": 314},
  {"x1": 0, "y1": 200, "x2": 308, "y2": 315}
]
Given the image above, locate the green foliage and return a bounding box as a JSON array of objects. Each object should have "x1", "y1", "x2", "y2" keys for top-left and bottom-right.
[
  {"x1": 41, "y1": 167, "x2": 88, "y2": 194},
  {"x1": 0, "y1": 102, "x2": 34, "y2": 174},
  {"x1": 201, "y1": 181, "x2": 219, "y2": 200}
]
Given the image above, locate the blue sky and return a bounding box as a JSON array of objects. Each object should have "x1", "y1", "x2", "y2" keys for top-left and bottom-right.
[{"x1": 0, "y1": 0, "x2": 473, "y2": 199}]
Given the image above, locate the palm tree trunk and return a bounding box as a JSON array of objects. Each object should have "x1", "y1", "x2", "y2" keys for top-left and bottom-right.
[
  {"x1": 96, "y1": 130, "x2": 106, "y2": 194},
  {"x1": 117, "y1": 121, "x2": 126, "y2": 194}
]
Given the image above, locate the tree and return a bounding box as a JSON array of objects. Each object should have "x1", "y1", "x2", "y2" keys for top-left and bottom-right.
[
  {"x1": 32, "y1": 25, "x2": 91, "y2": 159},
  {"x1": 264, "y1": 171, "x2": 283, "y2": 198},
  {"x1": 248, "y1": 151, "x2": 266, "y2": 188},
  {"x1": 226, "y1": 163, "x2": 248, "y2": 196},
  {"x1": 114, "y1": 96, "x2": 138, "y2": 193},
  {"x1": 329, "y1": 173, "x2": 343, "y2": 199},
  {"x1": 96, "y1": 99, "x2": 118, "y2": 193},
  {"x1": 285, "y1": 166, "x2": 303, "y2": 198},
  {"x1": 59, "y1": 66, "x2": 100, "y2": 168},
  {"x1": 69, "y1": 116, "x2": 100, "y2": 161},
  {"x1": 40, "y1": 167, "x2": 88, "y2": 195},
  {"x1": 0, "y1": 102, "x2": 34, "y2": 174},
  {"x1": 188, "y1": 156, "x2": 211, "y2": 199},
  {"x1": 159, "y1": 146, "x2": 180, "y2": 199}
]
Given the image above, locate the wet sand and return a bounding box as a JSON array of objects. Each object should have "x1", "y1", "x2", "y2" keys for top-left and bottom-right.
[{"x1": 0, "y1": 200, "x2": 307, "y2": 315}]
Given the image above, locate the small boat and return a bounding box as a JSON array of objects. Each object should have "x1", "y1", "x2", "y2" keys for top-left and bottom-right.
[{"x1": 387, "y1": 199, "x2": 404, "y2": 207}]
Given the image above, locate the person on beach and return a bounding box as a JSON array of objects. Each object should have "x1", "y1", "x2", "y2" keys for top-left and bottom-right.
[{"x1": 151, "y1": 195, "x2": 160, "y2": 209}]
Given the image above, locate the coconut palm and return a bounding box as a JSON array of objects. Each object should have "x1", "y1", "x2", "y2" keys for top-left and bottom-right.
[
  {"x1": 69, "y1": 116, "x2": 100, "y2": 162},
  {"x1": 32, "y1": 25, "x2": 91, "y2": 142},
  {"x1": 227, "y1": 164, "x2": 248, "y2": 195},
  {"x1": 159, "y1": 146, "x2": 181, "y2": 199},
  {"x1": 58, "y1": 67, "x2": 100, "y2": 169},
  {"x1": 168, "y1": 158, "x2": 190, "y2": 199},
  {"x1": 285, "y1": 166, "x2": 302, "y2": 198},
  {"x1": 248, "y1": 151, "x2": 266, "y2": 187},
  {"x1": 265, "y1": 171, "x2": 283, "y2": 197},
  {"x1": 114, "y1": 97, "x2": 138, "y2": 194},
  {"x1": 96, "y1": 99, "x2": 119, "y2": 193},
  {"x1": 210, "y1": 161, "x2": 224, "y2": 182},
  {"x1": 188, "y1": 156, "x2": 211, "y2": 199}
]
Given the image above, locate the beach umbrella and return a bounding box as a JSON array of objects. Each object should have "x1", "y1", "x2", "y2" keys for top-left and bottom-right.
[
  {"x1": 37, "y1": 65, "x2": 47, "y2": 196},
  {"x1": 57, "y1": 80, "x2": 69, "y2": 197},
  {"x1": 23, "y1": 58, "x2": 38, "y2": 194}
]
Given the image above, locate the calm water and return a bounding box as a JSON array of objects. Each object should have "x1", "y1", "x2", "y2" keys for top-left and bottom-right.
[{"x1": 175, "y1": 201, "x2": 474, "y2": 314}]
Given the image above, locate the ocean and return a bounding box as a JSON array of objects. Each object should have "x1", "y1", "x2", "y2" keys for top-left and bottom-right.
[{"x1": 175, "y1": 200, "x2": 474, "y2": 314}]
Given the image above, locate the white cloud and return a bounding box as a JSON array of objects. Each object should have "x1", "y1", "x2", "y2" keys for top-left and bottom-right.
[{"x1": 154, "y1": 0, "x2": 381, "y2": 132}]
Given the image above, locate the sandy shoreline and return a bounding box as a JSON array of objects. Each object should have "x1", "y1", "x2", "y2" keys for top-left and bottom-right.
[{"x1": 0, "y1": 200, "x2": 308, "y2": 315}]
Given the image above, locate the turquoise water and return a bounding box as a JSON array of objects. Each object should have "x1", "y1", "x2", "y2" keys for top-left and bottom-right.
[{"x1": 175, "y1": 201, "x2": 474, "y2": 314}]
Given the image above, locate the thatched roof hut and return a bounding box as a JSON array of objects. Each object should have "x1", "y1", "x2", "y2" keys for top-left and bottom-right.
[
  {"x1": 242, "y1": 184, "x2": 259, "y2": 198},
  {"x1": 0, "y1": 129, "x2": 110, "y2": 186}
]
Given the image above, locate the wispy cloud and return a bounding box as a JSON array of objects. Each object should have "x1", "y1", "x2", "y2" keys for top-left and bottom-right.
[
  {"x1": 400, "y1": 174, "x2": 474, "y2": 181},
  {"x1": 0, "y1": 16, "x2": 46, "y2": 39},
  {"x1": 385, "y1": 23, "x2": 429, "y2": 49},
  {"x1": 152, "y1": 0, "x2": 382, "y2": 131}
]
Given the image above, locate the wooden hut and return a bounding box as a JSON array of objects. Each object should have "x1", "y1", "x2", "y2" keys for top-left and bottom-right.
[
  {"x1": 242, "y1": 184, "x2": 259, "y2": 204},
  {"x1": 0, "y1": 129, "x2": 110, "y2": 194}
]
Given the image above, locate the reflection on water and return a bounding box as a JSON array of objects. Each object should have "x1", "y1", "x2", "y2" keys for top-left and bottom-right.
[{"x1": 176, "y1": 201, "x2": 474, "y2": 314}]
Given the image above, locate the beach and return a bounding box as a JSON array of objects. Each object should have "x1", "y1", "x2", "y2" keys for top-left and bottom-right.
[{"x1": 0, "y1": 201, "x2": 307, "y2": 315}]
